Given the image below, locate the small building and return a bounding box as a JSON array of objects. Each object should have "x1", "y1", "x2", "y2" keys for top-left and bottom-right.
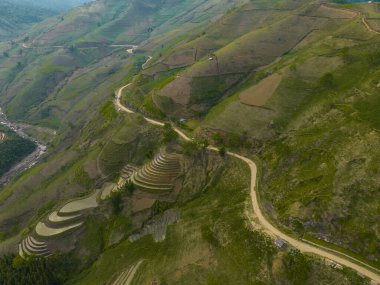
[{"x1": 275, "y1": 238, "x2": 286, "y2": 248}]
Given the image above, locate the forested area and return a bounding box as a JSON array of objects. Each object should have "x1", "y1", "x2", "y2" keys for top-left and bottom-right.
[
  {"x1": 0, "y1": 126, "x2": 36, "y2": 177},
  {"x1": 0, "y1": 254, "x2": 75, "y2": 285}
]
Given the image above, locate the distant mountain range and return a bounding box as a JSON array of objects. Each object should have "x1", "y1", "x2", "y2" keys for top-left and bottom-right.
[
  {"x1": 10, "y1": 0, "x2": 93, "y2": 11},
  {"x1": 0, "y1": 1, "x2": 54, "y2": 40}
]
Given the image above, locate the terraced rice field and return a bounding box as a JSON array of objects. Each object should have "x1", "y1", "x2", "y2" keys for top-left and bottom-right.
[
  {"x1": 19, "y1": 189, "x2": 101, "y2": 258},
  {"x1": 35, "y1": 221, "x2": 84, "y2": 237},
  {"x1": 19, "y1": 236, "x2": 50, "y2": 258},
  {"x1": 112, "y1": 260, "x2": 144, "y2": 285},
  {"x1": 131, "y1": 150, "x2": 182, "y2": 192},
  {"x1": 239, "y1": 73, "x2": 282, "y2": 107},
  {"x1": 48, "y1": 211, "x2": 82, "y2": 222},
  {"x1": 60, "y1": 189, "x2": 100, "y2": 213}
]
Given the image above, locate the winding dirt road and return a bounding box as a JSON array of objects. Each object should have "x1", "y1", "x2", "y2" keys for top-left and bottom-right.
[{"x1": 115, "y1": 83, "x2": 380, "y2": 283}]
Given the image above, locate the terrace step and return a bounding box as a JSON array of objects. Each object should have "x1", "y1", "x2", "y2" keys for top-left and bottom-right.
[
  {"x1": 35, "y1": 221, "x2": 84, "y2": 238},
  {"x1": 133, "y1": 172, "x2": 173, "y2": 187},
  {"x1": 23, "y1": 238, "x2": 49, "y2": 255},
  {"x1": 130, "y1": 149, "x2": 182, "y2": 192},
  {"x1": 59, "y1": 189, "x2": 100, "y2": 215},
  {"x1": 48, "y1": 211, "x2": 82, "y2": 223},
  {"x1": 27, "y1": 236, "x2": 47, "y2": 250},
  {"x1": 141, "y1": 166, "x2": 178, "y2": 180},
  {"x1": 131, "y1": 175, "x2": 172, "y2": 192},
  {"x1": 121, "y1": 165, "x2": 137, "y2": 179},
  {"x1": 19, "y1": 236, "x2": 50, "y2": 259}
]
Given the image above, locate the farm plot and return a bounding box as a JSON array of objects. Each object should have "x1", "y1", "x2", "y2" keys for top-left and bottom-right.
[
  {"x1": 19, "y1": 189, "x2": 100, "y2": 258},
  {"x1": 35, "y1": 221, "x2": 84, "y2": 238},
  {"x1": 60, "y1": 189, "x2": 100, "y2": 214},
  {"x1": 239, "y1": 73, "x2": 282, "y2": 107},
  {"x1": 131, "y1": 150, "x2": 182, "y2": 192}
]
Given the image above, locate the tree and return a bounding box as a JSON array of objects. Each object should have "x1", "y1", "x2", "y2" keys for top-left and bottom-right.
[
  {"x1": 181, "y1": 140, "x2": 198, "y2": 156},
  {"x1": 162, "y1": 123, "x2": 178, "y2": 143},
  {"x1": 124, "y1": 181, "x2": 135, "y2": 195},
  {"x1": 110, "y1": 191, "x2": 123, "y2": 215},
  {"x1": 218, "y1": 147, "x2": 226, "y2": 157}
]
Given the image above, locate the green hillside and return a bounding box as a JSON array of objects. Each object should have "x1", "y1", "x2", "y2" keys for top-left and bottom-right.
[
  {"x1": 0, "y1": 0, "x2": 379, "y2": 284},
  {"x1": 0, "y1": 0, "x2": 54, "y2": 40}
]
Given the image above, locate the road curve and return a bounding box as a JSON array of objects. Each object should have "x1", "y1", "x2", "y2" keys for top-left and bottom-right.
[{"x1": 115, "y1": 84, "x2": 380, "y2": 283}]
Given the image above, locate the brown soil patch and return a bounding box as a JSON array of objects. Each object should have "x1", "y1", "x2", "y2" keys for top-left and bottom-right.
[
  {"x1": 239, "y1": 73, "x2": 282, "y2": 107},
  {"x1": 132, "y1": 197, "x2": 156, "y2": 212},
  {"x1": 84, "y1": 159, "x2": 99, "y2": 179},
  {"x1": 159, "y1": 76, "x2": 192, "y2": 105},
  {"x1": 163, "y1": 50, "x2": 195, "y2": 67}
]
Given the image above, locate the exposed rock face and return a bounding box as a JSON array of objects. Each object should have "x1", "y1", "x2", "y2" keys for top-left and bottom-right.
[
  {"x1": 129, "y1": 209, "x2": 180, "y2": 242},
  {"x1": 180, "y1": 150, "x2": 225, "y2": 201},
  {"x1": 0, "y1": 132, "x2": 6, "y2": 141}
]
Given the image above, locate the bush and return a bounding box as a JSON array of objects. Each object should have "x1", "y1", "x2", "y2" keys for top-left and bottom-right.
[
  {"x1": 218, "y1": 147, "x2": 226, "y2": 157},
  {"x1": 283, "y1": 249, "x2": 311, "y2": 285},
  {"x1": 161, "y1": 123, "x2": 178, "y2": 144},
  {"x1": 124, "y1": 181, "x2": 135, "y2": 195}
]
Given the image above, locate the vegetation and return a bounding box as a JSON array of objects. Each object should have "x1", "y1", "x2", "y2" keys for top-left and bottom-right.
[
  {"x1": 0, "y1": 254, "x2": 76, "y2": 285},
  {"x1": 0, "y1": 0, "x2": 378, "y2": 283},
  {"x1": 110, "y1": 191, "x2": 123, "y2": 215},
  {"x1": 0, "y1": 126, "x2": 36, "y2": 177}
]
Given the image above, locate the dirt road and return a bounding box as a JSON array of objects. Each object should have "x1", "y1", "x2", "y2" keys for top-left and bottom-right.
[
  {"x1": 321, "y1": 3, "x2": 380, "y2": 35},
  {"x1": 115, "y1": 83, "x2": 380, "y2": 283}
]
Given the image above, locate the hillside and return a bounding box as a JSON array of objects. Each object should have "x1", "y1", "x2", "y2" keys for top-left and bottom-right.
[
  {"x1": 11, "y1": 0, "x2": 93, "y2": 11},
  {"x1": 0, "y1": 0, "x2": 54, "y2": 41},
  {"x1": 0, "y1": 0, "x2": 379, "y2": 284}
]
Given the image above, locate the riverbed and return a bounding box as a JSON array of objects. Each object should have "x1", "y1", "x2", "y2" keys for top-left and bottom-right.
[{"x1": 0, "y1": 108, "x2": 47, "y2": 187}]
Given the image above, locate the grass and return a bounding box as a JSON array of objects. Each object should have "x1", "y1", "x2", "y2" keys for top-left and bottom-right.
[
  {"x1": 303, "y1": 234, "x2": 380, "y2": 271},
  {"x1": 71, "y1": 156, "x2": 367, "y2": 285}
]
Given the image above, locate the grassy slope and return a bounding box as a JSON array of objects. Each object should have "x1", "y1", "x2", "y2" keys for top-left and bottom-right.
[
  {"x1": 0, "y1": 0, "x2": 247, "y2": 251},
  {"x1": 0, "y1": 1, "x2": 54, "y2": 41},
  {"x1": 177, "y1": 2, "x2": 380, "y2": 264},
  {"x1": 0, "y1": 0, "x2": 377, "y2": 283},
  {"x1": 72, "y1": 158, "x2": 366, "y2": 285}
]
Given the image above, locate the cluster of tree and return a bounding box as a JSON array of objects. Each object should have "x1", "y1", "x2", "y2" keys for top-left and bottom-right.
[
  {"x1": 161, "y1": 123, "x2": 178, "y2": 144},
  {"x1": 0, "y1": 127, "x2": 36, "y2": 176},
  {"x1": 0, "y1": 254, "x2": 76, "y2": 285}
]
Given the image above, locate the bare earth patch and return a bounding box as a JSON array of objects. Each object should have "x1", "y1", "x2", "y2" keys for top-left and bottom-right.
[
  {"x1": 239, "y1": 73, "x2": 282, "y2": 107},
  {"x1": 159, "y1": 76, "x2": 192, "y2": 105},
  {"x1": 132, "y1": 196, "x2": 156, "y2": 212}
]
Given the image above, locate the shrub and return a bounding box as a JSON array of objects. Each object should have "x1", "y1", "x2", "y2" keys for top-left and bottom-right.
[{"x1": 110, "y1": 191, "x2": 123, "y2": 215}]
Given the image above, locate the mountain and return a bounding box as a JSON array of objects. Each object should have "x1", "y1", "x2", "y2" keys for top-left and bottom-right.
[
  {"x1": 0, "y1": 0, "x2": 54, "y2": 40},
  {"x1": 0, "y1": 0, "x2": 379, "y2": 284},
  {"x1": 11, "y1": 0, "x2": 94, "y2": 11}
]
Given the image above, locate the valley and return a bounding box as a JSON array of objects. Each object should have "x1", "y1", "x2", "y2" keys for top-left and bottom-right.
[{"x1": 0, "y1": 0, "x2": 379, "y2": 284}]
